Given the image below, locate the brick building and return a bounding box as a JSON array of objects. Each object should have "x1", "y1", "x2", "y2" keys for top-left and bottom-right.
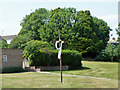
[{"x1": 1, "y1": 48, "x2": 24, "y2": 68}]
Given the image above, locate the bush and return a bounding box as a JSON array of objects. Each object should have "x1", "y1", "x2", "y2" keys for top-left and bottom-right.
[
  {"x1": 95, "y1": 43, "x2": 119, "y2": 62},
  {"x1": 2, "y1": 67, "x2": 26, "y2": 73},
  {"x1": 23, "y1": 40, "x2": 53, "y2": 59},
  {"x1": 30, "y1": 49, "x2": 82, "y2": 70}
]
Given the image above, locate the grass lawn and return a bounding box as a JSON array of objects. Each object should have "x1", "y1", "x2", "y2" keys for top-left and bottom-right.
[
  {"x1": 49, "y1": 61, "x2": 118, "y2": 80},
  {"x1": 2, "y1": 61, "x2": 118, "y2": 88}
]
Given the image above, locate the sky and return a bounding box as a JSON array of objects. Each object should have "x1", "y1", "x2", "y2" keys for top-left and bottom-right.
[{"x1": 0, "y1": 0, "x2": 119, "y2": 40}]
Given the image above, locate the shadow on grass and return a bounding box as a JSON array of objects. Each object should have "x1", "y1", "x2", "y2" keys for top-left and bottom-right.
[
  {"x1": 45, "y1": 66, "x2": 91, "y2": 72},
  {"x1": 2, "y1": 67, "x2": 27, "y2": 74},
  {"x1": 77, "y1": 66, "x2": 91, "y2": 70},
  {"x1": 68, "y1": 66, "x2": 91, "y2": 71}
]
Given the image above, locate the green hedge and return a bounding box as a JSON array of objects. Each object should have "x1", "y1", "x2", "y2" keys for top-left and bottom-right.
[
  {"x1": 95, "y1": 43, "x2": 119, "y2": 62},
  {"x1": 30, "y1": 50, "x2": 82, "y2": 69},
  {"x1": 2, "y1": 67, "x2": 26, "y2": 73}
]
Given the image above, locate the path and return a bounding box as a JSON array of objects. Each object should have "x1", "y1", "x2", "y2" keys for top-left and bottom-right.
[{"x1": 36, "y1": 71, "x2": 112, "y2": 80}]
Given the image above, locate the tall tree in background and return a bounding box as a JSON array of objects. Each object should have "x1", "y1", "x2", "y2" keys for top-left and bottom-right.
[
  {"x1": 93, "y1": 17, "x2": 111, "y2": 43},
  {"x1": 71, "y1": 11, "x2": 111, "y2": 55},
  {"x1": 10, "y1": 8, "x2": 49, "y2": 48},
  {"x1": 10, "y1": 7, "x2": 111, "y2": 56},
  {"x1": 92, "y1": 17, "x2": 111, "y2": 53},
  {"x1": 39, "y1": 7, "x2": 76, "y2": 42},
  {"x1": 19, "y1": 8, "x2": 49, "y2": 40},
  {"x1": 71, "y1": 10, "x2": 96, "y2": 55}
]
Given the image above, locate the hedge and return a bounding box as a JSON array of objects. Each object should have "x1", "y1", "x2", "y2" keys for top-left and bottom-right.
[
  {"x1": 95, "y1": 43, "x2": 119, "y2": 62},
  {"x1": 2, "y1": 67, "x2": 26, "y2": 73},
  {"x1": 30, "y1": 50, "x2": 82, "y2": 69}
]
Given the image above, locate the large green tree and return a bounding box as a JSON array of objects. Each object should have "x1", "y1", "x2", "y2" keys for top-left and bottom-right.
[
  {"x1": 19, "y1": 8, "x2": 49, "y2": 40},
  {"x1": 10, "y1": 7, "x2": 111, "y2": 55},
  {"x1": 39, "y1": 7, "x2": 76, "y2": 42},
  {"x1": 10, "y1": 8, "x2": 49, "y2": 49},
  {"x1": 39, "y1": 8, "x2": 111, "y2": 55},
  {"x1": 71, "y1": 10, "x2": 97, "y2": 55}
]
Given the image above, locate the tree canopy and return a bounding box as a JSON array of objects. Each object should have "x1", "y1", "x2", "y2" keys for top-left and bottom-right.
[{"x1": 10, "y1": 7, "x2": 111, "y2": 55}]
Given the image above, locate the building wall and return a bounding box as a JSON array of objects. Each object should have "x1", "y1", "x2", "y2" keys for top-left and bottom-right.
[{"x1": 1, "y1": 49, "x2": 23, "y2": 68}]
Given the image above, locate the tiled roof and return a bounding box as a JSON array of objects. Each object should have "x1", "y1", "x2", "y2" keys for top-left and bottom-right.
[{"x1": 1, "y1": 35, "x2": 16, "y2": 40}]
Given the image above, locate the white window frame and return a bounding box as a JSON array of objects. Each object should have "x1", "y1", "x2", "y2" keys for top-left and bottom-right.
[{"x1": 3, "y1": 55, "x2": 7, "y2": 62}]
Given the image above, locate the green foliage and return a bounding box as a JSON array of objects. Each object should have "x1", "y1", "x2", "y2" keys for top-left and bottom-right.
[
  {"x1": 71, "y1": 12, "x2": 111, "y2": 55},
  {"x1": 2, "y1": 67, "x2": 26, "y2": 73},
  {"x1": 0, "y1": 39, "x2": 8, "y2": 48},
  {"x1": 39, "y1": 7, "x2": 76, "y2": 42},
  {"x1": 39, "y1": 8, "x2": 111, "y2": 55},
  {"x1": 23, "y1": 40, "x2": 53, "y2": 59},
  {"x1": 29, "y1": 49, "x2": 82, "y2": 69},
  {"x1": 10, "y1": 8, "x2": 50, "y2": 49},
  {"x1": 19, "y1": 8, "x2": 49, "y2": 40},
  {"x1": 93, "y1": 17, "x2": 111, "y2": 42},
  {"x1": 9, "y1": 34, "x2": 31, "y2": 49},
  {"x1": 95, "y1": 43, "x2": 119, "y2": 62},
  {"x1": 10, "y1": 7, "x2": 111, "y2": 56}
]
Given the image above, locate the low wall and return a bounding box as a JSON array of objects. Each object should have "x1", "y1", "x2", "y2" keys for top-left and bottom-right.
[
  {"x1": 25, "y1": 66, "x2": 69, "y2": 71},
  {"x1": 38, "y1": 66, "x2": 68, "y2": 71}
]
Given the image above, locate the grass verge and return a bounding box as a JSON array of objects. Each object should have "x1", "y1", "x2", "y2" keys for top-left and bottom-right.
[
  {"x1": 49, "y1": 61, "x2": 118, "y2": 80},
  {"x1": 2, "y1": 72, "x2": 118, "y2": 88}
]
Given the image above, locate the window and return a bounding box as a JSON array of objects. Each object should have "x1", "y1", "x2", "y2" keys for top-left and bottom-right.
[{"x1": 3, "y1": 55, "x2": 7, "y2": 62}]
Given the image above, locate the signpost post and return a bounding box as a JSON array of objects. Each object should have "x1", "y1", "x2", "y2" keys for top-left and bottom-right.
[{"x1": 51, "y1": 29, "x2": 69, "y2": 83}]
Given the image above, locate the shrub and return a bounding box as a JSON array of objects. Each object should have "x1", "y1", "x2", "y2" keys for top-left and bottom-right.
[
  {"x1": 95, "y1": 43, "x2": 119, "y2": 62},
  {"x1": 30, "y1": 49, "x2": 82, "y2": 70},
  {"x1": 2, "y1": 67, "x2": 26, "y2": 73},
  {"x1": 23, "y1": 40, "x2": 53, "y2": 59}
]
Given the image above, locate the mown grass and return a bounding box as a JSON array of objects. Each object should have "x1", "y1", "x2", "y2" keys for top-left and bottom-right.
[
  {"x1": 2, "y1": 72, "x2": 118, "y2": 88},
  {"x1": 2, "y1": 61, "x2": 118, "y2": 88},
  {"x1": 49, "y1": 61, "x2": 118, "y2": 80}
]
